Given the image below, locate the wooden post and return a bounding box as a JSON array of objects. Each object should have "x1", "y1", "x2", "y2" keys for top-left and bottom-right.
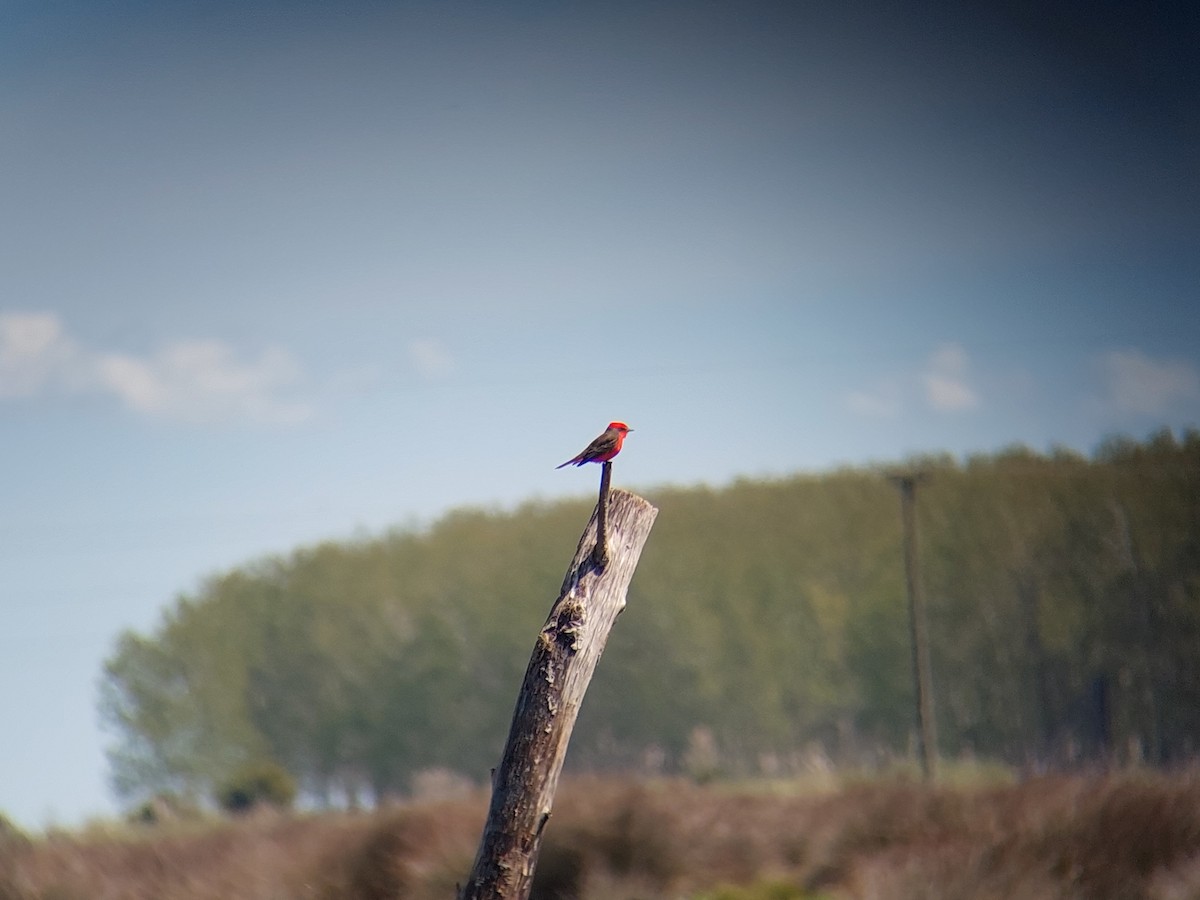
[{"x1": 459, "y1": 488, "x2": 658, "y2": 900}]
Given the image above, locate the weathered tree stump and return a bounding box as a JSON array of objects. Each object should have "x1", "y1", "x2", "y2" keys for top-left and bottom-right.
[{"x1": 458, "y1": 488, "x2": 658, "y2": 900}]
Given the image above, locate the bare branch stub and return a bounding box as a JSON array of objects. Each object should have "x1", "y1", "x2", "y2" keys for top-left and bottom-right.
[{"x1": 592, "y1": 460, "x2": 614, "y2": 567}]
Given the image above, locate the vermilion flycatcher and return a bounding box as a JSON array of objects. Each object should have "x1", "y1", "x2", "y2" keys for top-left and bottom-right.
[{"x1": 556, "y1": 422, "x2": 633, "y2": 468}]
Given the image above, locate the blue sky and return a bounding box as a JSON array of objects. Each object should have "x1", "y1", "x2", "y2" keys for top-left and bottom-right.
[{"x1": 1, "y1": 0, "x2": 1197, "y2": 826}]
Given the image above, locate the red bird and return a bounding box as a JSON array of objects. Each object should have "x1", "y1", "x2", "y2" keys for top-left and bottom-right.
[{"x1": 556, "y1": 422, "x2": 633, "y2": 468}]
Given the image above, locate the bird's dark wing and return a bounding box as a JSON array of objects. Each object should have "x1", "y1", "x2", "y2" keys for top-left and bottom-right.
[{"x1": 556, "y1": 429, "x2": 618, "y2": 467}]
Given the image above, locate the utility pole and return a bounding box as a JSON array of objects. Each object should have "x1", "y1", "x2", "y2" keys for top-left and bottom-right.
[{"x1": 889, "y1": 472, "x2": 938, "y2": 780}]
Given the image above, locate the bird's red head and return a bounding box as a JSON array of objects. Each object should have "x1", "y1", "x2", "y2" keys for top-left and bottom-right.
[{"x1": 608, "y1": 421, "x2": 632, "y2": 433}]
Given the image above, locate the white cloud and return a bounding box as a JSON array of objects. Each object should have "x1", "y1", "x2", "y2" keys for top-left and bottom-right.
[
  {"x1": 407, "y1": 338, "x2": 455, "y2": 380},
  {"x1": 847, "y1": 343, "x2": 980, "y2": 417},
  {"x1": 846, "y1": 381, "x2": 902, "y2": 418},
  {"x1": 96, "y1": 341, "x2": 311, "y2": 425},
  {"x1": 1102, "y1": 349, "x2": 1200, "y2": 416},
  {"x1": 923, "y1": 342, "x2": 978, "y2": 412},
  {"x1": 0, "y1": 311, "x2": 311, "y2": 425},
  {"x1": 0, "y1": 312, "x2": 80, "y2": 398}
]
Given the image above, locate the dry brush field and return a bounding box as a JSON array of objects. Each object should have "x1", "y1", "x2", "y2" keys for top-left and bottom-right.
[{"x1": 3, "y1": 772, "x2": 1200, "y2": 900}]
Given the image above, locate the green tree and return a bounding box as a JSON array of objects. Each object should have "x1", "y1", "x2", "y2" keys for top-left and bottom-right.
[{"x1": 100, "y1": 430, "x2": 1200, "y2": 806}]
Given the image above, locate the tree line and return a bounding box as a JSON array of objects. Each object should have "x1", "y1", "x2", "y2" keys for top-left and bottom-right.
[{"x1": 100, "y1": 428, "x2": 1200, "y2": 808}]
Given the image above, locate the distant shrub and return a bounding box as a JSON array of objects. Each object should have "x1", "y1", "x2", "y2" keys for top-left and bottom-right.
[
  {"x1": 216, "y1": 760, "x2": 297, "y2": 814},
  {"x1": 0, "y1": 810, "x2": 30, "y2": 852},
  {"x1": 531, "y1": 780, "x2": 686, "y2": 899},
  {"x1": 340, "y1": 804, "x2": 479, "y2": 900},
  {"x1": 694, "y1": 881, "x2": 812, "y2": 900},
  {"x1": 128, "y1": 792, "x2": 202, "y2": 826}
]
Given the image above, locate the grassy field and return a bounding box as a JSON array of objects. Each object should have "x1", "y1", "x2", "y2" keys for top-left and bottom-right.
[{"x1": 3, "y1": 771, "x2": 1200, "y2": 899}]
